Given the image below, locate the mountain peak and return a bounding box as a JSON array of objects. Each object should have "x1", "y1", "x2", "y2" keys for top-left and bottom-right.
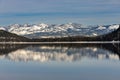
[
  {"x1": 1, "y1": 23, "x2": 120, "y2": 38},
  {"x1": 38, "y1": 23, "x2": 48, "y2": 28},
  {"x1": 0, "y1": 27, "x2": 6, "y2": 31}
]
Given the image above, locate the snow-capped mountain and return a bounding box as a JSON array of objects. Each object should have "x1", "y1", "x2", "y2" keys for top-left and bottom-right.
[
  {"x1": 0, "y1": 26, "x2": 6, "y2": 31},
  {"x1": 0, "y1": 23, "x2": 119, "y2": 38}
]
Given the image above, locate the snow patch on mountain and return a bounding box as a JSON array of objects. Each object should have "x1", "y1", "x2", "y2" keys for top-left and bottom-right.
[
  {"x1": 0, "y1": 27, "x2": 6, "y2": 30},
  {"x1": 1, "y1": 23, "x2": 119, "y2": 38},
  {"x1": 97, "y1": 25, "x2": 106, "y2": 30},
  {"x1": 108, "y1": 24, "x2": 119, "y2": 30}
]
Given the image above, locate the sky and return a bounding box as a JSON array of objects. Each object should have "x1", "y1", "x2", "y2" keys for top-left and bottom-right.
[{"x1": 0, "y1": 0, "x2": 120, "y2": 26}]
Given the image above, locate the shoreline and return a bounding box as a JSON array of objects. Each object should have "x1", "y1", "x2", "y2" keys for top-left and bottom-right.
[{"x1": 0, "y1": 41, "x2": 119, "y2": 44}]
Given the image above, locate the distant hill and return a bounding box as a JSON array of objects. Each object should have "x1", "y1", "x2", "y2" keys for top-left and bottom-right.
[
  {"x1": 0, "y1": 23, "x2": 119, "y2": 38},
  {"x1": 0, "y1": 24, "x2": 119, "y2": 42},
  {"x1": 0, "y1": 30, "x2": 30, "y2": 42},
  {"x1": 99, "y1": 26, "x2": 120, "y2": 41},
  {"x1": 32, "y1": 25, "x2": 120, "y2": 42}
]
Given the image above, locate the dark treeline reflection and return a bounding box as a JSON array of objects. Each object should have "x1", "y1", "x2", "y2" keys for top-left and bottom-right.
[
  {"x1": 0, "y1": 44, "x2": 28, "y2": 55},
  {"x1": 0, "y1": 43, "x2": 120, "y2": 62}
]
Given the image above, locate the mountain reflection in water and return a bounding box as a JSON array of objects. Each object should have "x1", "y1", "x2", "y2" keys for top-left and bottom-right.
[{"x1": 0, "y1": 43, "x2": 119, "y2": 62}]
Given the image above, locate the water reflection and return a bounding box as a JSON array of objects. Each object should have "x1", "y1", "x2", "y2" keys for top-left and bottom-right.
[{"x1": 0, "y1": 43, "x2": 120, "y2": 62}]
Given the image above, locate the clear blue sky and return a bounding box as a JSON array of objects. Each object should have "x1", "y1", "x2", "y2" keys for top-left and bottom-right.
[{"x1": 0, "y1": 0, "x2": 120, "y2": 26}]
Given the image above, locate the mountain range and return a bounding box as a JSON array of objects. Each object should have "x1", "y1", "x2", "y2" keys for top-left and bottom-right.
[{"x1": 0, "y1": 23, "x2": 119, "y2": 39}]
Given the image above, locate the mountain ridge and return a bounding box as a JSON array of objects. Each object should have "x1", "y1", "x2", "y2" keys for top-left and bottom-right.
[
  {"x1": 0, "y1": 23, "x2": 119, "y2": 39},
  {"x1": 0, "y1": 30, "x2": 30, "y2": 42}
]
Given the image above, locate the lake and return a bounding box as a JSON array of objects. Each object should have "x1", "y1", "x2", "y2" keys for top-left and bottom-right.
[{"x1": 0, "y1": 43, "x2": 120, "y2": 80}]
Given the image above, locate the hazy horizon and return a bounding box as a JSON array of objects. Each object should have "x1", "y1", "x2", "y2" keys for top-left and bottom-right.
[{"x1": 0, "y1": 0, "x2": 120, "y2": 26}]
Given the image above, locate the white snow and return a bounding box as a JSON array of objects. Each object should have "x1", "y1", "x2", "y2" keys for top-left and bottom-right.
[
  {"x1": 97, "y1": 25, "x2": 106, "y2": 30},
  {"x1": 2, "y1": 23, "x2": 119, "y2": 38},
  {"x1": 92, "y1": 33, "x2": 98, "y2": 36},
  {"x1": 0, "y1": 27, "x2": 6, "y2": 30},
  {"x1": 108, "y1": 24, "x2": 119, "y2": 30}
]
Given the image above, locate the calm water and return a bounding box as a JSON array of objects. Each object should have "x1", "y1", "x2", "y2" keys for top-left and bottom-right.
[{"x1": 0, "y1": 43, "x2": 120, "y2": 80}]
